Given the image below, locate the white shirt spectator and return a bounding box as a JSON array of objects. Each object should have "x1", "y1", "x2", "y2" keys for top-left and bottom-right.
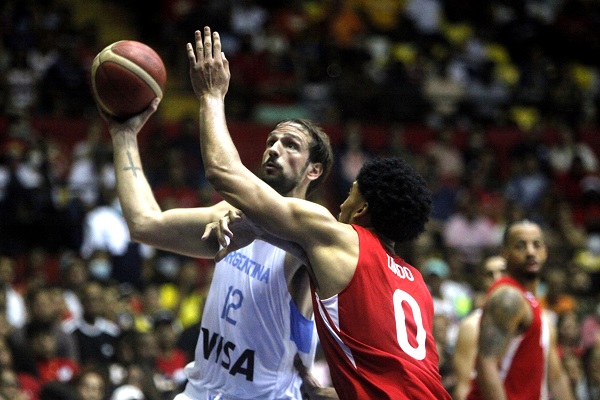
[{"x1": 80, "y1": 197, "x2": 154, "y2": 260}]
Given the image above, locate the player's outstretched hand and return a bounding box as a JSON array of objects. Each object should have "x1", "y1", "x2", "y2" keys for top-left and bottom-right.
[{"x1": 187, "y1": 26, "x2": 230, "y2": 101}]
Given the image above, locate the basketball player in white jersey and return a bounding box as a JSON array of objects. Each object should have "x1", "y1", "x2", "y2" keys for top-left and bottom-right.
[{"x1": 101, "y1": 97, "x2": 334, "y2": 397}]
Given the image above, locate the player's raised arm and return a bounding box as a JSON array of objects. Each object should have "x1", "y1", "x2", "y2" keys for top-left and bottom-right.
[
  {"x1": 102, "y1": 97, "x2": 231, "y2": 258},
  {"x1": 187, "y1": 27, "x2": 356, "y2": 296}
]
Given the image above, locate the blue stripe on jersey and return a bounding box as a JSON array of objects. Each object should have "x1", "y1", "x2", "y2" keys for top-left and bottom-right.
[{"x1": 289, "y1": 299, "x2": 314, "y2": 353}]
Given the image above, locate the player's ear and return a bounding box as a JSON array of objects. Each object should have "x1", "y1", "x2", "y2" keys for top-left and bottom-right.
[
  {"x1": 355, "y1": 202, "x2": 369, "y2": 217},
  {"x1": 306, "y1": 162, "x2": 323, "y2": 181}
]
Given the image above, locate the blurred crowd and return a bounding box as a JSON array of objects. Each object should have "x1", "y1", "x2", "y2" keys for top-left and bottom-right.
[{"x1": 1, "y1": 0, "x2": 600, "y2": 399}]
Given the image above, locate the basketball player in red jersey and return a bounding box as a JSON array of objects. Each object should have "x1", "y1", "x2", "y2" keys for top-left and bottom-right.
[
  {"x1": 184, "y1": 27, "x2": 452, "y2": 399},
  {"x1": 467, "y1": 220, "x2": 574, "y2": 400}
]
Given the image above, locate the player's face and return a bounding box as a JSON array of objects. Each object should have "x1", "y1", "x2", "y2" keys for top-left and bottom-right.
[
  {"x1": 259, "y1": 122, "x2": 312, "y2": 196},
  {"x1": 338, "y1": 182, "x2": 366, "y2": 224},
  {"x1": 482, "y1": 256, "x2": 506, "y2": 290},
  {"x1": 502, "y1": 223, "x2": 547, "y2": 281}
]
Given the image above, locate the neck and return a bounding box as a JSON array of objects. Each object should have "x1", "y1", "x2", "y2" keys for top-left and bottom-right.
[
  {"x1": 513, "y1": 275, "x2": 539, "y2": 294},
  {"x1": 283, "y1": 185, "x2": 308, "y2": 200},
  {"x1": 378, "y1": 233, "x2": 396, "y2": 254}
]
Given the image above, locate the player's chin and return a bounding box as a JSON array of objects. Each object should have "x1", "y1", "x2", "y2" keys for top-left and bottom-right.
[{"x1": 524, "y1": 264, "x2": 541, "y2": 278}]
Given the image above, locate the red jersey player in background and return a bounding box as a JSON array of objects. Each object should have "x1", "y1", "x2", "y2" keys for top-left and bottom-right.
[
  {"x1": 467, "y1": 220, "x2": 574, "y2": 400},
  {"x1": 182, "y1": 26, "x2": 451, "y2": 399}
]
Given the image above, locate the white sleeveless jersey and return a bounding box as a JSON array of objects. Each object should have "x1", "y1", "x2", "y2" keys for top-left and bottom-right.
[{"x1": 181, "y1": 240, "x2": 317, "y2": 400}]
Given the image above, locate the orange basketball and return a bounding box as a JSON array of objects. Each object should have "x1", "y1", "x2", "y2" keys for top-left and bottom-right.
[{"x1": 91, "y1": 40, "x2": 166, "y2": 119}]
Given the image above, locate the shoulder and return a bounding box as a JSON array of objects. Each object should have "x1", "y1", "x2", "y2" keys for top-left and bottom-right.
[
  {"x1": 483, "y1": 285, "x2": 531, "y2": 329},
  {"x1": 486, "y1": 285, "x2": 527, "y2": 312}
]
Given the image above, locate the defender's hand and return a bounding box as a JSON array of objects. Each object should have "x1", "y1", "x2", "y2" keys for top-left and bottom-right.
[{"x1": 202, "y1": 210, "x2": 257, "y2": 262}]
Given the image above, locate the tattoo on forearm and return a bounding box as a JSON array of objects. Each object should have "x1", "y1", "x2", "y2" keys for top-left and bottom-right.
[{"x1": 123, "y1": 150, "x2": 142, "y2": 177}]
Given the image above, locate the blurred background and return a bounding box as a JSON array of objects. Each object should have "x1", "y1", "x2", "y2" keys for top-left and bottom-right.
[{"x1": 0, "y1": 0, "x2": 600, "y2": 399}]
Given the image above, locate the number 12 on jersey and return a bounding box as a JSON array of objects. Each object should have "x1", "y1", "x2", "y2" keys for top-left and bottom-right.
[{"x1": 221, "y1": 286, "x2": 244, "y2": 325}]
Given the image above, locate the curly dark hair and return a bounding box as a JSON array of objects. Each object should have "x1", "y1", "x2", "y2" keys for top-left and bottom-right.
[{"x1": 356, "y1": 157, "x2": 432, "y2": 243}]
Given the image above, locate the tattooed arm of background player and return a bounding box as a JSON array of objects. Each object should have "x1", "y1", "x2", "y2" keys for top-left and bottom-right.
[
  {"x1": 474, "y1": 286, "x2": 531, "y2": 400},
  {"x1": 106, "y1": 99, "x2": 230, "y2": 258},
  {"x1": 547, "y1": 312, "x2": 576, "y2": 400}
]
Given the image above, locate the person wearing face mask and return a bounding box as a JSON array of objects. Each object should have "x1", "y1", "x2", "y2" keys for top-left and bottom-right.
[{"x1": 80, "y1": 186, "x2": 154, "y2": 290}]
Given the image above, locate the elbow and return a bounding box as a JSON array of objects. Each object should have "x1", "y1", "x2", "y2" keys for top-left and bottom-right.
[
  {"x1": 204, "y1": 169, "x2": 219, "y2": 187},
  {"x1": 127, "y1": 214, "x2": 159, "y2": 244},
  {"x1": 204, "y1": 166, "x2": 229, "y2": 192}
]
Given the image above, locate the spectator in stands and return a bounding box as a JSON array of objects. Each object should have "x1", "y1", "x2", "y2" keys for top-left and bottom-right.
[
  {"x1": 422, "y1": 257, "x2": 455, "y2": 319},
  {"x1": 109, "y1": 363, "x2": 154, "y2": 400},
  {"x1": 158, "y1": 258, "x2": 208, "y2": 330},
  {"x1": 383, "y1": 123, "x2": 416, "y2": 165},
  {"x1": 0, "y1": 255, "x2": 26, "y2": 330},
  {"x1": 0, "y1": 366, "x2": 33, "y2": 400},
  {"x1": 25, "y1": 320, "x2": 80, "y2": 385},
  {"x1": 80, "y1": 187, "x2": 154, "y2": 290},
  {"x1": 38, "y1": 36, "x2": 94, "y2": 117},
  {"x1": 545, "y1": 63, "x2": 585, "y2": 127},
  {"x1": 573, "y1": 229, "x2": 600, "y2": 291},
  {"x1": 504, "y1": 152, "x2": 550, "y2": 221},
  {"x1": 0, "y1": 336, "x2": 39, "y2": 399},
  {"x1": 153, "y1": 310, "x2": 188, "y2": 395},
  {"x1": 424, "y1": 126, "x2": 465, "y2": 184},
  {"x1": 153, "y1": 149, "x2": 202, "y2": 211},
  {"x1": 443, "y1": 188, "x2": 499, "y2": 272},
  {"x1": 556, "y1": 310, "x2": 585, "y2": 359},
  {"x1": 1, "y1": 48, "x2": 39, "y2": 117},
  {"x1": 539, "y1": 267, "x2": 578, "y2": 324},
  {"x1": 510, "y1": 122, "x2": 552, "y2": 173},
  {"x1": 130, "y1": 330, "x2": 162, "y2": 399},
  {"x1": 549, "y1": 123, "x2": 598, "y2": 175},
  {"x1": 62, "y1": 280, "x2": 120, "y2": 368},
  {"x1": 73, "y1": 366, "x2": 107, "y2": 400},
  {"x1": 8, "y1": 285, "x2": 78, "y2": 376},
  {"x1": 331, "y1": 120, "x2": 372, "y2": 206},
  {"x1": 581, "y1": 301, "x2": 600, "y2": 351},
  {"x1": 58, "y1": 251, "x2": 87, "y2": 322},
  {"x1": 423, "y1": 55, "x2": 466, "y2": 127},
  {"x1": 133, "y1": 284, "x2": 163, "y2": 333},
  {"x1": 165, "y1": 114, "x2": 209, "y2": 190},
  {"x1": 38, "y1": 380, "x2": 79, "y2": 400},
  {"x1": 67, "y1": 117, "x2": 111, "y2": 211},
  {"x1": 463, "y1": 60, "x2": 511, "y2": 125}
]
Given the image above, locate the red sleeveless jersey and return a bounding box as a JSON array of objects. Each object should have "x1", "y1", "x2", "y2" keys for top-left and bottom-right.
[
  {"x1": 311, "y1": 225, "x2": 451, "y2": 399},
  {"x1": 467, "y1": 276, "x2": 548, "y2": 400}
]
